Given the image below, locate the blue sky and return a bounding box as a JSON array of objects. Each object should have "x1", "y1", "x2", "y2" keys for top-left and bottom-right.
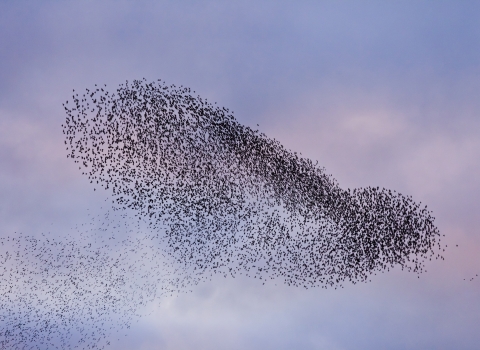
[{"x1": 1, "y1": 1, "x2": 479, "y2": 349}]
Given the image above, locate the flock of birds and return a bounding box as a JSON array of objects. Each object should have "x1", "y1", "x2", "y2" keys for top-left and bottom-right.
[
  {"x1": 1, "y1": 79, "x2": 444, "y2": 349},
  {"x1": 1, "y1": 209, "x2": 199, "y2": 349}
]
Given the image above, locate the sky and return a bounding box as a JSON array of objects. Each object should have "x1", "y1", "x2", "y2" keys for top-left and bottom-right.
[{"x1": 1, "y1": 1, "x2": 480, "y2": 349}]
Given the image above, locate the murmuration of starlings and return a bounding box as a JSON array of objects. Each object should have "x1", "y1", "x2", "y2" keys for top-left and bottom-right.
[
  {"x1": 63, "y1": 78, "x2": 442, "y2": 288},
  {"x1": 0, "y1": 79, "x2": 443, "y2": 350}
]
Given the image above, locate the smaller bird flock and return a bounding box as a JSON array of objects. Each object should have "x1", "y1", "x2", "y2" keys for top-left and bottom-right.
[
  {"x1": 1, "y1": 210, "x2": 200, "y2": 349},
  {"x1": 1, "y1": 78, "x2": 444, "y2": 349}
]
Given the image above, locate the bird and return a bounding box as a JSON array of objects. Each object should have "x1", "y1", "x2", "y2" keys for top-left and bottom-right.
[{"x1": 1, "y1": 78, "x2": 443, "y2": 349}]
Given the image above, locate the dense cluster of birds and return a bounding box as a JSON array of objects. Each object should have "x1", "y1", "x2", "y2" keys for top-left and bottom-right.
[
  {"x1": 1, "y1": 78, "x2": 443, "y2": 348},
  {"x1": 62, "y1": 78, "x2": 442, "y2": 286}
]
